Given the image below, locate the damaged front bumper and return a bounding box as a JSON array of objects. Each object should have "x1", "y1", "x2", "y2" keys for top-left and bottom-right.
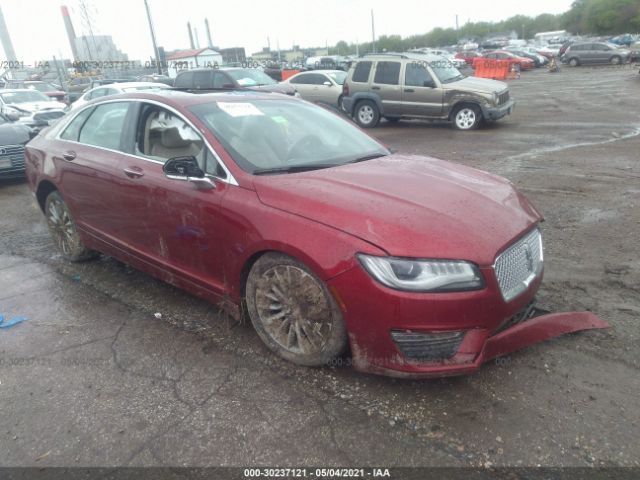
[
  {"x1": 328, "y1": 265, "x2": 609, "y2": 379},
  {"x1": 353, "y1": 309, "x2": 609, "y2": 379}
]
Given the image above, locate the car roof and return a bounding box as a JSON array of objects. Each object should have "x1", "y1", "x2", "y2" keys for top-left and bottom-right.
[
  {"x1": 90, "y1": 81, "x2": 170, "y2": 90},
  {"x1": 0, "y1": 88, "x2": 48, "y2": 94},
  {"x1": 91, "y1": 89, "x2": 297, "y2": 108},
  {"x1": 361, "y1": 52, "x2": 445, "y2": 62},
  {"x1": 295, "y1": 70, "x2": 344, "y2": 75}
]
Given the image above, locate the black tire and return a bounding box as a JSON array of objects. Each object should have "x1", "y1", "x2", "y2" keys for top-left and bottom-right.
[
  {"x1": 353, "y1": 100, "x2": 380, "y2": 128},
  {"x1": 44, "y1": 191, "x2": 96, "y2": 262},
  {"x1": 245, "y1": 252, "x2": 348, "y2": 366},
  {"x1": 337, "y1": 95, "x2": 344, "y2": 112},
  {"x1": 452, "y1": 104, "x2": 482, "y2": 131},
  {"x1": 569, "y1": 57, "x2": 580, "y2": 67},
  {"x1": 610, "y1": 55, "x2": 622, "y2": 65}
]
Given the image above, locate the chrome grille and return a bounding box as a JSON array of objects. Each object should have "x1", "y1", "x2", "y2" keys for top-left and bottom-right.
[
  {"x1": 0, "y1": 144, "x2": 25, "y2": 169},
  {"x1": 494, "y1": 228, "x2": 543, "y2": 302},
  {"x1": 498, "y1": 91, "x2": 510, "y2": 106}
]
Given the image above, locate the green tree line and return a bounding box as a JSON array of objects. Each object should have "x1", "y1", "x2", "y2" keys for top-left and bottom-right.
[{"x1": 330, "y1": 0, "x2": 640, "y2": 55}]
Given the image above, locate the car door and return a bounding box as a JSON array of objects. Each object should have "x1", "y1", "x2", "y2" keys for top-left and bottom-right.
[
  {"x1": 113, "y1": 101, "x2": 229, "y2": 293},
  {"x1": 315, "y1": 74, "x2": 341, "y2": 104},
  {"x1": 54, "y1": 101, "x2": 134, "y2": 241},
  {"x1": 371, "y1": 61, "x2": 402, "y2": 115},
  {"x1": 288, "y1": 73, "x2": 320, "y2": 101},
  {"x1": 401, "y1": 62, "x2": 443, "y2": 117},
  {"x1": 581, "y1": 44, "x2": 598, "y2": 64}
]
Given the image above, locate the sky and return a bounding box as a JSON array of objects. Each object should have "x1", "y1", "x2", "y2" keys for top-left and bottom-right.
[{"x1": 0, "y1": 0, "x2": 574, "y2": 63}]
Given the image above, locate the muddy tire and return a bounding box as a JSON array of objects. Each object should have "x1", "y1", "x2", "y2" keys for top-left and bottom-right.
[
  {"x1": 453, "y1": 104, "x2": 482, "y2": 130},
  {"x1": 245, "y1": 252, "x2": 347, "y2": 366},
  {"x1": 353, "y1": 100, "x2": 380, "y2": 128},
  {"x1": 45, "y1": 191, "x2": 96, "y2": 262},
  {"x1": 610, "y1": 55, "x2": 621, "y2": 65},
  {"x1": 569, "y1": 57, "x2": 580, "y2": 67}
]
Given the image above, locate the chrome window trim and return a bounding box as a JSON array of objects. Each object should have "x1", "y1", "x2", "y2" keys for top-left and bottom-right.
[{"x1": 54, "y1": 97, "x2": 239, "y2": 186}]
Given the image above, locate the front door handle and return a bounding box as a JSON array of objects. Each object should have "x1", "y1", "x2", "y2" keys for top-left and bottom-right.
[
  {"x1": 62, "y1": 151, "x2": 76, "y2": 161},
  {"x1": 123, "y1": 166, "x2": 144, "y2": 178},
  {"x1": 404, "y1": 89, "x2": 415, "y2": 93},
  {"x1": 371, "y1": 86, "x2": 381, "y2": 90}
]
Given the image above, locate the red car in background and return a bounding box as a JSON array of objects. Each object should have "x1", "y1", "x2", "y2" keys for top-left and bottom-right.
[
  {"x1": 24, "y1": 91, "x2": 607, "y2": 378},
  {"x1": 483, "y1": 51, "x2": 535, "y2": 70},
  {"x1": 455, "y1": 51, "x2": 483, "y2": 65}
]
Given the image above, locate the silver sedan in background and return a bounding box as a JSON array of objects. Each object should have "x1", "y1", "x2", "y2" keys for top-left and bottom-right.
[{"x1": 281, "y1": 70, "x2": 347, "y2": 109}]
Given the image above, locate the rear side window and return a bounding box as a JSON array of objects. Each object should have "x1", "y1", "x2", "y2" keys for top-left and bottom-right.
[
  {"x1": 60, "y1": 107, "x2": 94, "y2": 141},
  {"x1": 352, "y1": 61, "x2": 372, "y2": 83},
  {"x1": 78, "y1": 102, "x2": 130, "y2": 151},
  {"x1": 174, "y1": 72, "x2": 193, "y2": 88},
  {"x1": 193, "y1": 71, "x2": 212, "y2": 89},
  {"x1": 373, "y1": 62, "x2": 400, "y2": 85}
]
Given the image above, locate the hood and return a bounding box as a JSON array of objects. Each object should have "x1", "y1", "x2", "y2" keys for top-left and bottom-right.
[
  {"x1": 248, "y1": 83, "x2": 296, "y2": 95},
  {"x1": 444, "y1": 76, "x2": 507, "y2": 94},
  {"x1": 0, "y1": 123, "x2": 30, "y2": 144},
  {"x1": 253, "y1": 155, "x2": 542, "y2": 266},
  {"x1": 7, "y1": 101, "x2": 67, "y2": 113}
]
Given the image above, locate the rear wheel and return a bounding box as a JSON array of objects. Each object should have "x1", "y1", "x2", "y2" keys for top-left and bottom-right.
[
  {"x1": 45, "y1": 191, "x2": 96, "y2": 262},
  {"x1": 353, "y1": 100, "x2": 380, "y2": 128},
  {"x1": 245, "y1": 253, "x2": 348, "y2": 366},
  {"x1": 452, "y1": 104, "x2": 482, "y2": 130},
  {"x1": 610, "y1": 55, "x2": 622, "y2": 65}
]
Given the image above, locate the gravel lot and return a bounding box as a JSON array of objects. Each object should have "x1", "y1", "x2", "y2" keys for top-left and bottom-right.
[{"x1": 0, "y1": 65, "x2": 638, "y2": 468}]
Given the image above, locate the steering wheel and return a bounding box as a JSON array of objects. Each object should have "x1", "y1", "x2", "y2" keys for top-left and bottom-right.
[{"x1": 287, "y1": 135, "x2": 325, "y2": 161}]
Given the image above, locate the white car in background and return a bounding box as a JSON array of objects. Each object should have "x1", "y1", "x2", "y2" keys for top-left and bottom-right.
[
  {"x1": 281, "y1": 70, "x2": 347, "y2": 109},
  {"x1": 71, "y1": 82, "x2": 171, "y2": 110}
]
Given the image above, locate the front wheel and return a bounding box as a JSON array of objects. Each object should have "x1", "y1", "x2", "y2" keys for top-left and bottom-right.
[
  {"x1": 353, "y1": 100, "x2": 380, "y2": 128},
  {"x1": 610, "y1": 55, "x2": 622, "y2": 65},
  {"x1": 245, "y1": 253, "x2": 348, "y2": 366},
  {"x1": 569, "y1": 57, "x2": 579, "y2": 67},
  {"x1": 452, "y1": 104, "x2": 482, "y2": 130},
  {"x1": 45, "y1": 191, "x2": 96, "y2": 262}
]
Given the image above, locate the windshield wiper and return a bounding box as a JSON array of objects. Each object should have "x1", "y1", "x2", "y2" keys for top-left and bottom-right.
[
  {"x1": 252, "y1": 164, "x2": 337, "y2": 175},
  {"x1": 346, "y1": 153, "x2": 389, "y2": 164}
]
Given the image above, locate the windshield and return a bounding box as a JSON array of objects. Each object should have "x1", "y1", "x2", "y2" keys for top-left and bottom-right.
[
  {"x1": 27, "y1": 83, "x2": 57, "y2": 93},
  {"x1": 189, "y1": 99, "x2": 388, "y2": 174},
  {"x1": 227, "y1": 69, "x2": 277, "y2": 86},
  {"x1": 430, "y1": 63, "x2": 463, "y2": 84},
  {"x1": 0, "y1": 90, "x2": 51, "y2": 103},
  {"x1": 326, "y1": 71, "x2": 347, "y2": 84}
]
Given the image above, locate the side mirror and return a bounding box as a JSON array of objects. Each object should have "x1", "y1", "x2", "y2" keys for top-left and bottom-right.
[
  {"x1": 323, "y1": 81, "x2": 332, "y2": 86},
  {"x1": 423, "y1": 80, "x2": 436, "y2": 88},
  {"x1": 5, "y1": 112, "x2": 20, "y2": 122},
  {"x1": 163, "y1": 156, "x2": 204, "y2": 178},
  {"x1": 163, "y1": 156, "x2": 215, "y2": 189}
]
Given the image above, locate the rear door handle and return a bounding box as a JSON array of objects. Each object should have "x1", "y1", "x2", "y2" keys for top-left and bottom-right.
[
  {"x1": 62, "y1": 151, "x2": 76, "y2": 161},
  {"x1": 404, "y1": 89, "x2": 415, "y2": 93},
  {"x1": 371, "y1": 86, "x2": 381, "y2": 90},
  {"x1": 123, "y1": 166, "x2": 144, "y2": 178}
]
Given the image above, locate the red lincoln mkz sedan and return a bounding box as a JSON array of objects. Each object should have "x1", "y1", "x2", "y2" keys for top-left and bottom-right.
[{"x1": 25, "y1": 91, "x2": 607, "y2": 378}]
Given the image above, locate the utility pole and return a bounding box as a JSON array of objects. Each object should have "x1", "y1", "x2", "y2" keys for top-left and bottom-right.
[
  {"x1": 456, "y1": 14, "x2": 459, "y2": 43},
  {"x1": 522, "y1": 24, "x2": 525, "y2": 40},
  {"x1": 371, "y1": 10, "x2": 376, "y2": 53},
  {"x1": 143, "y1": 0, "x2": 162, "y2": 74}
]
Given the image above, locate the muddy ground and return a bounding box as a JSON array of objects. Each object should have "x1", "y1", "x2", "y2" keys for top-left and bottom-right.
[{"x1": 0, "y1": 65, "x2": 638, "y2": 468}]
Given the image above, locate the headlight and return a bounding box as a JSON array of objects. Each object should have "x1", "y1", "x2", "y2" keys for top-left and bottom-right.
[{"x1": 358, "y1": 255, "x2": 484, "y2": 292}]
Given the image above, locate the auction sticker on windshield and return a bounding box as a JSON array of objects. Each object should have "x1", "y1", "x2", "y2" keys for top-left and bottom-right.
[{"x1": 217, "y1": 102, "x2": 264, "y2": 117}]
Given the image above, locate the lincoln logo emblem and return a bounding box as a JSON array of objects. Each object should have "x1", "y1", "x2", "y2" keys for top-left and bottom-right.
[
  {"x1": 524, "y1": 244, "x2": 534, "y2": 272},
  {"x1": 0, "y1": 148, "x2": 6, "y2": 156}
]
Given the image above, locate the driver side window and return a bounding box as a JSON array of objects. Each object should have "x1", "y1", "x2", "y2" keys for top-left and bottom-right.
[
  {"x1": 405, "y1": 64, "x2": 435, "y2": 87},
  {"x1": 134, "y1": 104, "x2": 226, "y2": 178}
]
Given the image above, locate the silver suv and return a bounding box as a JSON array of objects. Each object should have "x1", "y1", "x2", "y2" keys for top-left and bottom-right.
[
  {"x1": 562, "y1": 42, "x2": 630, "y2": 66},
  {"x1": 341, "y1": 53, "x2": 515, "y2": 130}
]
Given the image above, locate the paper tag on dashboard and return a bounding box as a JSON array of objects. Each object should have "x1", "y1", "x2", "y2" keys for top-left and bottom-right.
[{"x1": 217, "y1": 102, "x2": 264, "y2": 117}]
